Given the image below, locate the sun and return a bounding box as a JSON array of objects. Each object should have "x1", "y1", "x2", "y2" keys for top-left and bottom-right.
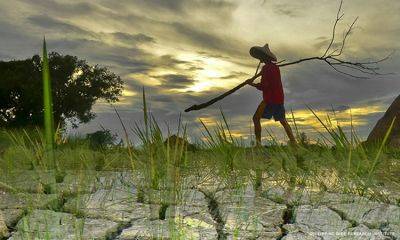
[{"x1": 174, "y1": 53, "x2": 246, "y2": 92}]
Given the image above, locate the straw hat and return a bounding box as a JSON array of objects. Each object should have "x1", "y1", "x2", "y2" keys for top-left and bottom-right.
[{"x1": 249, "y1": 43, "x2": 277, "y2": 62}]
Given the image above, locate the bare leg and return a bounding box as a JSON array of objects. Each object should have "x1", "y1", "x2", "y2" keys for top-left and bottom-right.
[
  {"x1": 280, "y1": 119, "x2": 296, "y2": 145},
  {"x1": 253, "y1": 101, "x2": 266, "y2": 147}
]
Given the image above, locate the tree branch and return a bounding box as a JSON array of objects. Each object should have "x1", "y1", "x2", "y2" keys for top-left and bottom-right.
[{"x1": 323, "y1": 0, "x2": 344, "y2": 58}]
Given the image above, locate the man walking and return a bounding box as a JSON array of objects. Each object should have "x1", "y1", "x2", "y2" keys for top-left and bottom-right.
[{"x1": 246, "y1": 44, "x2": 296, "y2": 147}]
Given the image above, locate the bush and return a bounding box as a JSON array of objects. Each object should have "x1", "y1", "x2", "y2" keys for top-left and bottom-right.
[{"x1": 85, "y1": 130, "x2": 117, "y2": 150}]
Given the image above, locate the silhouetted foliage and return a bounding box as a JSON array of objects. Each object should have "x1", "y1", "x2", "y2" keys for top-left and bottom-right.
[
  {"x1": 0, "y1": 52, "x2": 123, "y2": 128},
  {"x1": 86, "y1": 129, "x2": 117, "y2": 150}
]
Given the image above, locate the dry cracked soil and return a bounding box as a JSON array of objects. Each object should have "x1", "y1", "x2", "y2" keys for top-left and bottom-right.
[{"x1": 0, "y1": 170, "x2": 399, "y2": 240}]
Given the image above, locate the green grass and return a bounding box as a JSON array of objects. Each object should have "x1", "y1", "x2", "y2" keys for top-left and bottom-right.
[
  {"x1": 42, "y1": 38, "x2": 55, "y2": 169},
  {"x1": 0, "y1": 102, "x2": 398, "y2": 194},
  {"x1": 1, "y1": 105, "x2": 398, "y2": 195},
  {"x1": 0, "y1": 93, "x2": 399, "y2": 238}
]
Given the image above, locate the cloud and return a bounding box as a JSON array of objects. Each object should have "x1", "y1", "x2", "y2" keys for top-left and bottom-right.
[
  {"x1": 170, "y1": 22, "x2": 245, "y2": 57},
  {"x1": 95, "y1": 54, "x2": 153, "y2": 73},
  {"x1": 18, "y1": 0, "x2": 103, "y2": 17},
  {"x1": 0, "y1": 19, "x2": 40, "y2": 59},
  {"x1": 326, "y1": 105, "x2": 351, "y2": 112},
  {"x1": 159, "y1": 74, "x2": 196, "y2": 89},
  {"x1": 132, "y1": 0, "x2": 185, "y2": 12},
  {"x1": 28, "y1": 15, "x2": 94, "y2": 36},
  {"x1": 283, "y1": 61, "x2": 400, "y2": 108},
  {"x1": 109, "y1": 0, "x2": 236, "y2": 18},
  {"x1": 273, "y1": 4, "x2": 302, "y2": 18},
  {"x1": 110, "y1": 32, "x2": 156, "y2": 44},
  {"x1": 156, "y1": 55, "x2": 192, "y2": 69}
]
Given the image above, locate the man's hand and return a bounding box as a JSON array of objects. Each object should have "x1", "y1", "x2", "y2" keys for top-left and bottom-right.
[{"x1": 245, "y1": 77, "x2": 255, "y2": 85}]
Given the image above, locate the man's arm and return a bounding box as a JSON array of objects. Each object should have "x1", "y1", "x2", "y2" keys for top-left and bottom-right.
[
  {"x1": 245, "y1": 72, "x2": 262, "y2": 85},
  {"x1": 246, "y1": 71, "x2": 264, "y2": 90},
  {"x1": 247, "y1": 71, "x2": 271, "y2": 91}
]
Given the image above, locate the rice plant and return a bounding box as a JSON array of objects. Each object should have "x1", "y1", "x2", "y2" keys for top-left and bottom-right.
[{"x1": 42, "y1": 38, "x2": 56, "y2": 169}]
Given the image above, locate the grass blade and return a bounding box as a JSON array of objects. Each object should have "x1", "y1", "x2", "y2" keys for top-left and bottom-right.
[{"x1": 42, "y1": 37, "x2": 56, "y2": 168}]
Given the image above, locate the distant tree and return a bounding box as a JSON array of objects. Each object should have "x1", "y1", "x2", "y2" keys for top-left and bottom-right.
[
  {"x1": 0, "y1": 52, "x2": 123, "y2": 128},
  {"x1": 86, "y1": 129, "x2": 117, "y2": 150}
]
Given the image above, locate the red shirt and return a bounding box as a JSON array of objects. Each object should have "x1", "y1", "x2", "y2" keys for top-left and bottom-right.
[{"x1": 255, "y1": 63, "x2": 284, "y2": 104}]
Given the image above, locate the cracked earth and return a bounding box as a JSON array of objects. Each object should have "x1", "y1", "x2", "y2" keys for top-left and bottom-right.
[{"x1": 0, "y1": 170, "x2": 399, "y2": 240}]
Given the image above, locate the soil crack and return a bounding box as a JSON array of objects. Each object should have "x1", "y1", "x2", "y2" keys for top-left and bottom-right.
[
  {"x1": 327, "y1": 206, "x2": 358, "y2": 227},
  {"x1": 277, "y1": 204, "x2": 294, "y2": 240},
  {"x1": 196, "y1": 188, "x2": 227, "y2": 240}
]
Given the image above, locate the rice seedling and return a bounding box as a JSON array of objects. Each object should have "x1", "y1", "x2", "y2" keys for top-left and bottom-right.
[{"x1": 42, "y1": 38, "x2": 55, "y2": 169}]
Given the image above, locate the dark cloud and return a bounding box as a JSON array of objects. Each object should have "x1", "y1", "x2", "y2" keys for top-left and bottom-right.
[
  {"x1": 262, "y1": 0, "x2": 313, "y2": 17},
  {"x1": 151, "y1": 95, "x2": 175, "y2": 103},
  {"x1": 283, "y1": 61, "x2": 400, "y2": 108},
  {"x1": 28, "y1": 15, "x2": 93, "y2": 36},
  {"x1": 47, "y1": 35, "x2": 169, "y2": 76},
  {"x1": 171, "y1": 22, "x2": 244, "y2": 57},
  {"x1": 326, "y1": 105, "x2": 351, "y2": 112},
  {"x1": 95, "y1": 54, "x2": 153, "y2": 73},
  {"x1": 160, "y1": 74, "x2": 195, "y2": 89},
  {"x1": 154, "y1": 55, "x2": 204, "y2": 72},
  {"x1": 28, "y1": 0, "x2": 241, "y2": 60},
  {"x1": 0, "y1": 20, "x2": 40, "y2": 59},
  {"x1": 111, "y1": 32, "x2": 156, "y2": 44},
  {"x1": 28, "y1": 15, "x2": 157, "y2": 49},
  {"x1": 19, "y1": 0, "x2": 102, "y2": 17},
  {"x1": 133, "y1": 0, "x2": 185, "y2": 12},
  {"x1": 273, "y1": 4, "x2": 301, "y2": 18},
  {"x1": 158, "y1": 55, "x2": 188, "y2": 67},
  {"x1": 112, "y1": 0, "x2": 235, "y2": 17},
  {"x1": 186, "y1": 66, "x2": 204, "y2": 71}
]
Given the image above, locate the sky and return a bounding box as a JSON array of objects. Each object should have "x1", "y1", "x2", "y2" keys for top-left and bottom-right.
[{"x1": 0, "y1": 0, "x2": 399, "y2": 144}]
